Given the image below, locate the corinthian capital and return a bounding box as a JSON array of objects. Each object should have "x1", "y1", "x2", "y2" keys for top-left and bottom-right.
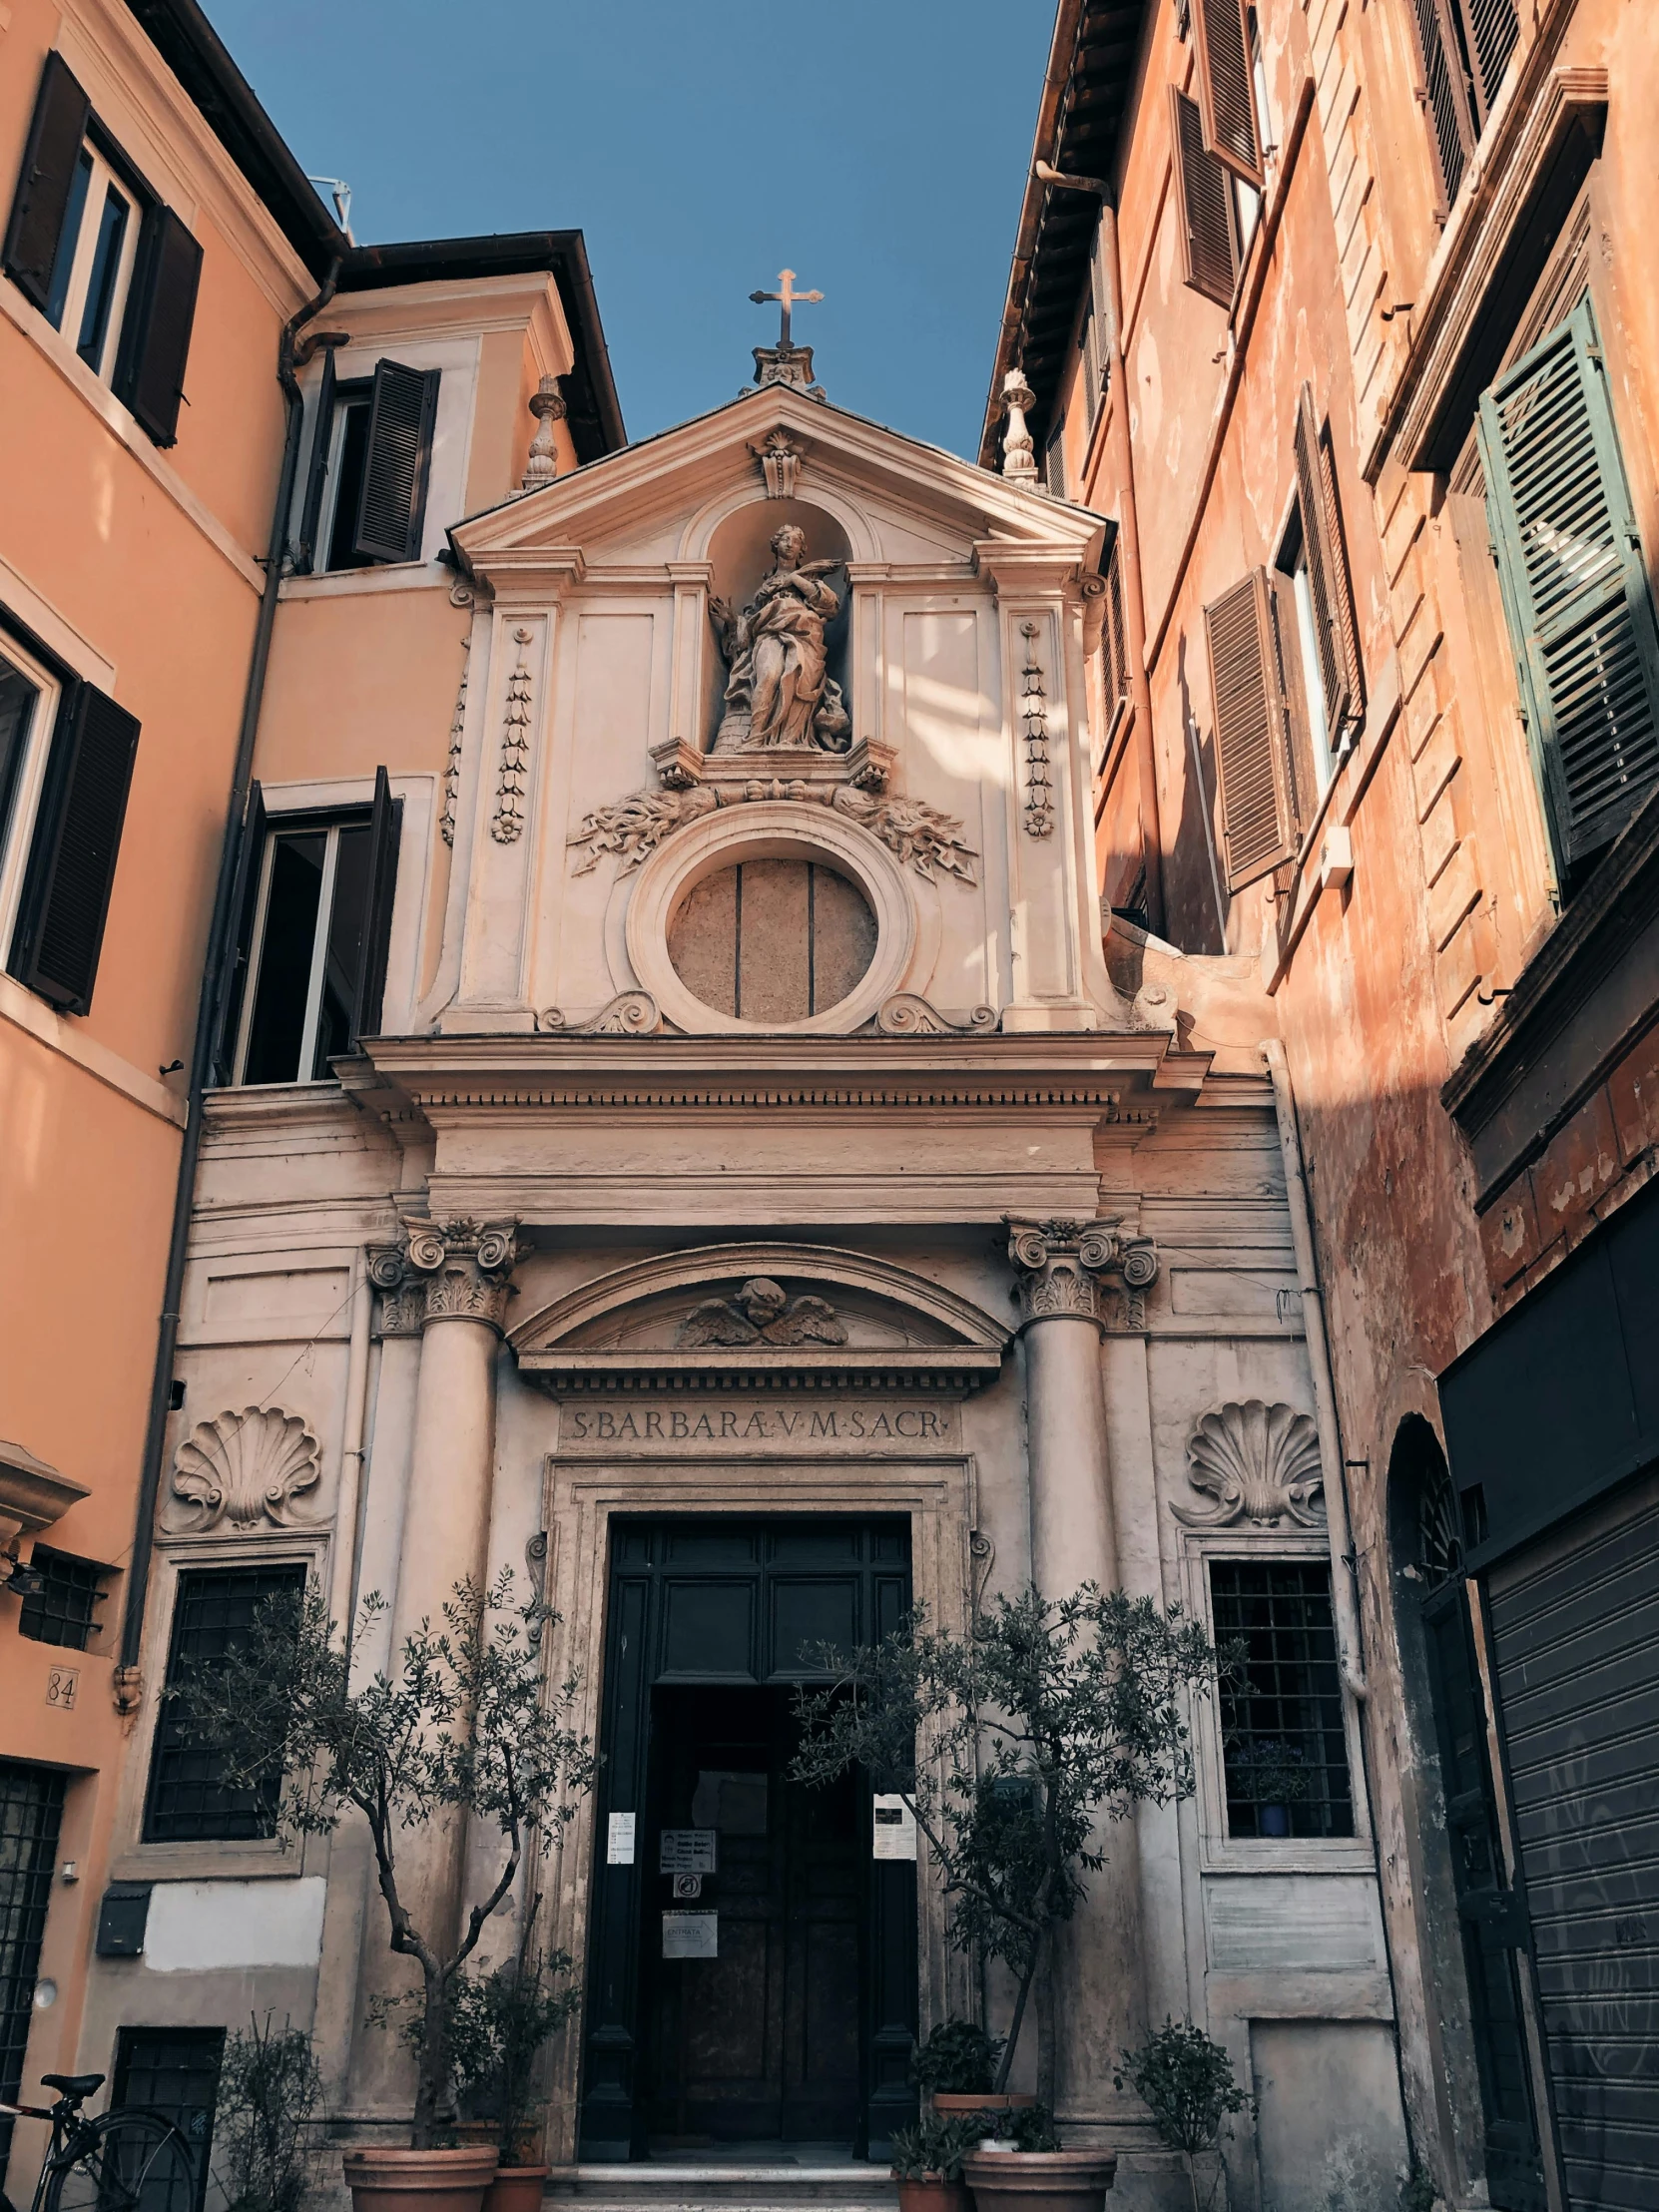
[
  {"x1": 401, "y1": 1219, "x2": 525, "y2": 1333},
  {"x1": 1005, "y1": 1217, "x2": 1159, "y2": 1326}
]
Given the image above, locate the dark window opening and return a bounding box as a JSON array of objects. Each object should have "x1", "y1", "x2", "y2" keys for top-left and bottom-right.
[
  {"x1": 143, "y1": 1564, "x2": 304, "y2": 1844},
  {"x1": 1211, "y1": 1558, "x2": 1354, "y2": 1840},
  {"x1": 0, "y1": 651, "x2": 42, "y2": 864},
  {"x1": 111, "y1": 2026, "x2": 224, "y2": 2212},
  {"x1": 17, "y1": 1547, "x2": 111, "y2": 1650},
  {"x1": 323, "y1": 391, "x2": 373, "y2": 571},
  {"x1": 0, "y1": 1763, "x2": 66, "y2": 2181}
]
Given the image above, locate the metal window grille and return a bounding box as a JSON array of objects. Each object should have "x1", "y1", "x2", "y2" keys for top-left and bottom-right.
[
  {"x1": 142, "y1": 1565, "x2": 304, "y2": 1844},
  {"x1": 0, "y1": 1763, "x2": 67, "y2": 2183},
  {"x1": 1210, "y1": 1559, "x2": 1354, "y2": 1839},
  {"x1": 111, "y1": 2026, "x2": 224, "y2": 2212},
  {"x1": 17, "y1": 1548, "x2": 109, "y2": 1650}
]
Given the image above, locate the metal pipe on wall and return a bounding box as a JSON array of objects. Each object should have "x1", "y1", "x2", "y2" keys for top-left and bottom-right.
[{"x1": 327, "y1": 1247, "x2": 374, "y2": 1638}]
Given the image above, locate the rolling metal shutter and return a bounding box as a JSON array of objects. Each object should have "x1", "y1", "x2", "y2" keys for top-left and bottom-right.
[{"x1": 1484, "y1": 1467, "x2": 1659, "y2": 2212}]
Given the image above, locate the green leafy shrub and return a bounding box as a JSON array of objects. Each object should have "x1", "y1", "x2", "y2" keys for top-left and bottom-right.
[
  {"x1": 212, "y1": 2015, "x2": 321, "y2": 2212},
  {"x1": 1115, "y1": 2021, "x2": 1249, "y2": 2212},
  {"x1": 912, "y1": 2021, "x2": 1006, "y2": 2097},
  {"x1": 889, "y1": 2114, "x2": 984, "y2": 2180}
]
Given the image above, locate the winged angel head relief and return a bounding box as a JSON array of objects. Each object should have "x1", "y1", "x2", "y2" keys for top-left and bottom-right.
[{"x1": 676, "y1": 1277, "x2": 848, "y2": 1348}]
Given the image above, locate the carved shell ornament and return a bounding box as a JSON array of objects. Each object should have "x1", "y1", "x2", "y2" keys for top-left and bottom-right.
[
  {"x1": 170, "y1": 1406, "x2": 320, "y2": 1531},
  {"x1": 1173, "y1": 1399, "x2": 1325, "y2": 1527}
]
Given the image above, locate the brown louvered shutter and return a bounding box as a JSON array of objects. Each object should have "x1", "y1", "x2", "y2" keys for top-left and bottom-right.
[
  {"x1": 1407, "y1": 0, "x2": 1474, "y2": 216},
  {"x1": 3, "y1": 54, "x2": 90, "y2": 311},
  {"x1": 1294, "y1": 385, "x2": 1363, "y2": 744},
  {"x1": 115, "y1": 207, "x2": 203, "y2": 447},
  {"x1": 1478, "y1": 299, "x2": 1659, "y2": 866},
  {"x1": 351, "y1": 360, "x2": 441, "y2": 564},
  {"x1": 1459, "y1": 0, "x2": 1520, "y2": 126},
  {"x1": 350, "y1": 766, "x2": 403, "y2": 1043},
  {"x1": 8, "y1": 682, "x2": 140, "y2": 1014},
  {"x1": 1171, "y1": 87, "x2": 1237, "y2": 308},
  {"x1": 1105, "y1": 541, "x2": 1130, "y2": 725},
  {"x1": 1193, "y1": 0, "x2": 1262, "y2": 185},
  {"x1": 1204, "y1": 571, "x2": 1298, "y2": 889}
]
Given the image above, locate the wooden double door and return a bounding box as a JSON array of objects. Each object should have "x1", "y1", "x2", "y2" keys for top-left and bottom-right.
[{"x1": 578, "y1": 1517, "x2": 916, "y2": 2160}]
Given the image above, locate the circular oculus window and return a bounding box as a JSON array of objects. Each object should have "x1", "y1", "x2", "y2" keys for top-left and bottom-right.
[{"x1": 667, "y1": 856, "x2": 876, "y2": 1023}]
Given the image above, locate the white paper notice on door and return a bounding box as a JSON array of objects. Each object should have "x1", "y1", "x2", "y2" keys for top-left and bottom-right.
[
  {"x1": 872, "y1": 1795, "x2": 917, "y2": 1860},
  {"x1": 607, "y1": 1813, "x2": 636, "y2": 1865},
  {"x1": 659, "y1": 1828, "x2": 718, "y2": 1874},
  {"x1": 662, "y1": 1910, "x2": 719, "y2": 1958}
]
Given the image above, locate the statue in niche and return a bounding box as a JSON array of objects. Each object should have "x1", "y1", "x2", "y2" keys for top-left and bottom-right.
[
  {"x1": 677, "y1": 1276, "x2": 848, "y2": 1348},
  {"x1": 709, "y1": 524, "x2": 850, "y2": 753}
]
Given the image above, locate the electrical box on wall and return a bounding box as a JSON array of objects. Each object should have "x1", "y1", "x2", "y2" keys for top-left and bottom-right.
[{"x1": 95, "y1": 1882, "x2": 152, "y2": 1956}]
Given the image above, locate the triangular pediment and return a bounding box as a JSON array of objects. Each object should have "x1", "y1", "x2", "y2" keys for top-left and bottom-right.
[{"x1": 450, "y1": 383, "x2": 1107, "y2": 580}]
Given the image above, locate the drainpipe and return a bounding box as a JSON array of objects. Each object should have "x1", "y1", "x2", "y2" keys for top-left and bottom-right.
[
  {"x1": 1261, "y1": 1038, "x2": 1369, "y2": 1703},
  {"x1": 120, "y1": 258, "x2": 343, "y2": 1677},
  {"x1": 1034, "y1": 162, "x2": 1165, "y2": 935},
  {"x1": 327, "y1": 1247, "x2": 374, "y2": 1644}
]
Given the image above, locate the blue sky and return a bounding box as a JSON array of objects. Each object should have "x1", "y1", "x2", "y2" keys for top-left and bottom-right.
[{"x1": 202, "y1": 0, "x2": 1055, "y2": 460}]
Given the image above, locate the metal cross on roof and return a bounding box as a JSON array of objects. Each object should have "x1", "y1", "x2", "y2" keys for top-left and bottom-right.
[{"x1": 749, "y1": 269, "x2": 823, "y2": 352}]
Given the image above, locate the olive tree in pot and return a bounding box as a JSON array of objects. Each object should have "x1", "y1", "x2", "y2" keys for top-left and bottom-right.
[
  {"x1": 174, "y1": 1571, "x2": 592, "y2": 2212},
  {"x1": 444, "y1": 1903, "x2": 579, "y2": 2212},
  {"x1": 793, "y1": 1583, "x2": 1220, "y2": 2212}
]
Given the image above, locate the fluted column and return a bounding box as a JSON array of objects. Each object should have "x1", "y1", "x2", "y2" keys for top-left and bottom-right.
[{"x1": 1007, "y1": 1217, "x2": 1160, "y2": 2124}]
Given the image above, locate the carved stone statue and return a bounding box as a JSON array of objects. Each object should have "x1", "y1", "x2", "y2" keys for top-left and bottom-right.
[
  {"x1": 677, "y1": 1277, "x2": 848, "y2": 1347},
  {"x1": 710, "y1": 524, "x2": 850, "y2": 752}
]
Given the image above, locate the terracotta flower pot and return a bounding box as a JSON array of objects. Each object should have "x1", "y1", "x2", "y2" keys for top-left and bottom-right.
[
  {"x1": 342, "y1": 2144, "x2": 500, "y2": 2212},
  {"x1": 933, "y1": 2093, "x2": 1038, "y2": 2117},
  {"x1": 483, "y1": 2164, "x2": 548, "y2": 2212},
  {"x1": 895, "y1": 2176, "x2": 972, "y2": 2212},
  {"x1": 963, "y1": 2146, "x2": 1117, "y2": 2212}
]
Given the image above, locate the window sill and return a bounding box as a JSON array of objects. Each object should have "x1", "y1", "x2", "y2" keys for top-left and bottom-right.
[
  {"x1": 111, "y1": 1840, "x2": 304, "y2": 1884},
  {"x1": 1196, "y1": 1836, "x2": 1378, "y2": 1878},
  {"x1": 278, "y1": 561, "x2": 448, "y2": 602},
  {"x1": 0, "y1": 969, "x2": 187, "y2": 1126}
]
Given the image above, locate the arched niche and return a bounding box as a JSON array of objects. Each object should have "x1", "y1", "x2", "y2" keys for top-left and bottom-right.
[{"x1": 701, "y1": 498, "x2": 853, "y2": 747}]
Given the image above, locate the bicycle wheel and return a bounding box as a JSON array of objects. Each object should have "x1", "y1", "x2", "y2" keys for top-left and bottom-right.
[{"x1": 46, "y1": 2111, "x2": 199, "y2": 2212}]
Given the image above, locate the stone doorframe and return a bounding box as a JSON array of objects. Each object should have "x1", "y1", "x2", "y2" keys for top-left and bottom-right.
[{"x1": 535, "y1": 1431, "x2": 980, "y2": 2164}]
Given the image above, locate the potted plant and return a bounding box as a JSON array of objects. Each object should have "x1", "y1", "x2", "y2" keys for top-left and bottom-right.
[
  {"x1": 1225, "y1": 1737, "x2": 1315, "y2": 1838},
  {"x1": 211, "y1": 2013, "x2": 321, "y2": 2212},
  {"x1": 794, "y1": 1583, "x2": 1219, "y2": 2116},
  {"x1": 889, "y1": 2113, "x2": 983, "y2": 2212},
  {"x1": 962, "y1": 2104, "x2": 1116, "y2": 2212},
  {"x1": 446, "y1": 1903, "x2": 579, "y2": 2212},
  {"x1": 175, "y1": 1571, "x2": 593, "y2": 2212},
  {"x1": 1113, "y1": 2021, "x2": 1250, "y2": 2212},
  {"x1": 913, "y1": 2022, "x2": 1031, "y2": 2119}
]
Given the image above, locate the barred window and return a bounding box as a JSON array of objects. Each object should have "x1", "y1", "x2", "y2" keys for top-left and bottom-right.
[
  {"x1": 143, "y1": 1565, "x2": 304, "y2": 1845},
  {"x1": 1210, "y1": 1558, "x2": 1354, "y2": 1839},
  {"x1": 18, "y1": 1547, "x2": 110, "y2": 1650},
  {"x1": 0, "y1": 1763, "x2": 66, "y2": 2178},
  {"x1": 112, "y1": 2026, "x2": 223, "y2": 2212}
]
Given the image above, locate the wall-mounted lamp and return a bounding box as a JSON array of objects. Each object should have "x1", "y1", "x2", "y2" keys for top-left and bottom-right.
[{"x1": 1, "y1": 1545, "x2": 45, "y2": 1599}]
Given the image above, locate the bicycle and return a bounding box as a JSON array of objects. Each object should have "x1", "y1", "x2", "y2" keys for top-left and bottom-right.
[{"x1": 0, "y1": 2073, "x2": 198, "y2": 2212}]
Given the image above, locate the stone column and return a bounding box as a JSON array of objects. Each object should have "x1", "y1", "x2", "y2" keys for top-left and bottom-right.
[{"x1": 1007, "y1": 1218, "x2": 1160, "y2": 2128}]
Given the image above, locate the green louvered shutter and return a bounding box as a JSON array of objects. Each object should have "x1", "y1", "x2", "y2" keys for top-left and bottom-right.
[{"x1": 1479, "y1": 299, "x2": 1659, "y2": 867}]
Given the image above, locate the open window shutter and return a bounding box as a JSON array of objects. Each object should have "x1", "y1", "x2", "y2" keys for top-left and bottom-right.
[
  {"x1": 1294, "y1": 384, "x2": 1362, "y2": 742},
  {"x1": 293, "y1": 347, "x2": 338, "y2": 576},
  {"x1": 8, "y1": 682, "x2": 139, "y2": 1014},
  {"x1": 1170, "y1": 88, "x2": 1237, "y2": 308},
  {"x1": 1478, "y1": 300, "x2": 1659, "y2": 866},
  {"x1": 114, "y1": 207, "x2": 202, "y2": 447},
  {"x1": 351, "y1": 361, "x2": 441, "y2": 564},
  {"x1": 1193, "y1": 0, "x2": 1263, "y2": 185},
  {"x1": 1456, "y1": 0, "x2": 1519, "y2": 127},
  {"x1": 349, "y1": 767, "x2": 402, "y2": 1043},
  {"x1": 211, "y1": 781, "x2": 266, "y2": 1084},
  {"x1": 1407, "y1": 0, "x2": 1474, "y2": 216},
  {"x1": 1105, "y1": 542, "x2": 1130, "y2": 724},
  {"x1": 1204, "y1": 570, "x2": 1298, "y2": 889},
  {"x1": 1089, "y1": 222, "x2": 1115, "y2": 376},
  {"x1": 3, "y1": 54, "x2": 90, "y2": 310}
]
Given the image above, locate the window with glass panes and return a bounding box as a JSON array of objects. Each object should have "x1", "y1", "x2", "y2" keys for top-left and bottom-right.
[
  {"x1": 0, "y1": 1764, "x2": 66, "y2": 2182},
  {"x1": 143, "y1": 1565, "x2": 304, "y2": 1844},
  {"x1": 1210, "y1": 1558, "x2": 1354, "y2": 1839}
]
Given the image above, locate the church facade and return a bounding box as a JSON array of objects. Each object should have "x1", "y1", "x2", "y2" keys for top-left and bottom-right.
[{"x1": 77, "y1": 314, "x2": 1405, "y2": 2210}]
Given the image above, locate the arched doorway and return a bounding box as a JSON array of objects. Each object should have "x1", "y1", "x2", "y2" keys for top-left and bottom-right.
[{"x1": 1387, "y1": 1417, "x2": 1546, "y2": 2212}]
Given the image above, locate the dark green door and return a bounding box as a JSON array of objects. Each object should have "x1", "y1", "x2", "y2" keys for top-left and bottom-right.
[{"x1": 579, "y1": 1518, "x2": 916, "y2": 2161}]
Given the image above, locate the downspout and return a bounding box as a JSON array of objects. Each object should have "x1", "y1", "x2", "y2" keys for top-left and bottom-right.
[
  {"x1": 1034, "y1": 163, "x2": 1165, "y2": 934},
  {"x1": 119, "y1": 258, "x2": 343, "y2": 1679},
  {"x1": 1261, "y1": 1038, "x2": 1369, "y2": 1703}
]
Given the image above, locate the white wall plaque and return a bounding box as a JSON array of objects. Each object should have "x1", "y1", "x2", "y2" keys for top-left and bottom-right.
[
  {"x1": 607, "y1": 1813, "x2": 636, "y2": 1865},
  {"x1": 872, "y1": 1795, "x2": 917, "y2": 1860},
  {"x1": 660, "y1": 1828, "x2": 719, "y2": 1874},
  {"x1": 663, "y1": 1910, "x2": 719, "y2": 1958}
]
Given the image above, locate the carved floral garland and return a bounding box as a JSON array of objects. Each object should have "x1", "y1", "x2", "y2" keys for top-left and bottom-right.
[{"x1": 566, "y1": 780, "x2": 977, "y2": 885}]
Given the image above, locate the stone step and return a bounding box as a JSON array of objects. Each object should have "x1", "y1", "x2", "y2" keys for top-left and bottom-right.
[{"x1": 545, "y1": 2166, "x2": 898, "y2": 2207}]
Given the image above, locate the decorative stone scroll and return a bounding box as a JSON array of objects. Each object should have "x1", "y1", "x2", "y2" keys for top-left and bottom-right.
[
  {"x1": 676, "y1": 1277, "x2": 848, "y2": 1348},
  {"x1": 536, "y1": 992, "x2": 664, "y2": 1037},
  {"x1": 750, "y1": 427, "x2": 805, "y2": 498},
  {"x1": 566, "y1": 779, "x2": 977, "y2": 885},
  {"x1": 492, "y1": 627, "x2": 535, "y2": 842},
  {"x1": 169, "y1": 1406, "x2": 320, "y2": 1531},
  {"x1": 1174, "y1": 1400, "x2": 1326, "y2": 1527},
  {"x1": 1019, "y1": 623, "x2": 1055, "y2": 838},
  {"x1": 871, "y1": 994, "x2": 997, "y2": 1036},
  {"x1": 1005, "y1": 1217, "x2": 1159, "y2": 1326}
]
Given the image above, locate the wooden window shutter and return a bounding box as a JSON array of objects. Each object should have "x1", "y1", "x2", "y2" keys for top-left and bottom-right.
[
  {"x1": 351, "y1": 767, "x2": 403, "y2": 1043},
  {"x1": 1407, "y1": 0, "x2": 1474, "y2": 216},
  {"x1": 1170, "y1": 87, "x2": 1237, "y2": 308},
  {"x1": 1193, "y1": 0, "x2": 1263, "y2": 186},
  {"x1": 1089, "y1": 221, "x2": 1115, "y2": 369},
  {"x1": 1478, "y1": 299, "x2": 1659, "y2": 866},
  {"x1": 1457, "y1": 0, "x2": 1519, "y2": 127},
  {"x1": 8, "y1": 681, "x2": 139, "y2": 1014},
  {"x1": 211, "y1": 780, "x2": 266, "y2": 1084},
  {"x1": 1204, "y1": 570, "x2": 1298, "y2": 889},
  {"x1": 3, "y1": 54, "x2": 91, "y2": 311},
  {"x1": 1105, "y1": 541, "x2": 1130, "y2": 723},
  {"x1": 114, "y1": 207, "x2": 203, "y2": 447},
  {"x1": 351, "y1": 360, "x2": 441, "y2": 564},
  {"x1": 1294, "y1": 384, "x2": 1363, "y2": 743},
  {"x1": 1044, "y1": 426, "x2": 1066, "y2": 499},
  {"x1": 292, "y1": 346, "x2": 339, "y2": 576}
]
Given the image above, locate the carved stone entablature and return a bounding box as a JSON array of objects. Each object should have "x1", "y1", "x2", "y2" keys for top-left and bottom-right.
[
  {"x1": 396, "y1": 1219, "x2": 527, "y2": 1334},
  {"x1": 677, "y1": 1278, "x2": 848, "y2": 1348},
  {"x1": 168, "y1": 1406, "x2": 320, "y2": 1532},
  {"x1": 1174, "y1": 1400, "x2": 1326, "y2": 1527},
  {"x1": 1005, "y1": 1217, "x2": 1160, "y2": 1328}
]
